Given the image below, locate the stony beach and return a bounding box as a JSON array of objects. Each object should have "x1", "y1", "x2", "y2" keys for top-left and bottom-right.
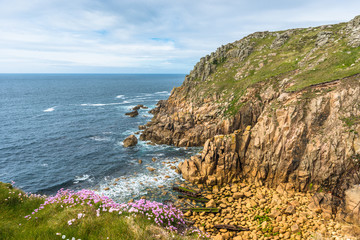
[{"x1": 175, "y1": 181, "x2": 360, "y2": 240}]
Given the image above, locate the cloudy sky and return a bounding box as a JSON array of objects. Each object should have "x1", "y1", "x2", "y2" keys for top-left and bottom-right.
[{"x1": 0, "y1": 0, "x2": 359, "y2": 73}]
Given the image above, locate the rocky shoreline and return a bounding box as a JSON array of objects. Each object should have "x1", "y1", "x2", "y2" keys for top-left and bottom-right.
[
  {"x1": 124, "y1": 15, "x2": 360, "y2": 239},
  {"x1": 176, "y1": 181, "x2": 360, "y2": 240}
]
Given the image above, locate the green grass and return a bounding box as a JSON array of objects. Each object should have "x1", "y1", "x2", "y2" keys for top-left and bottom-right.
[
  {"x1": 341, "y1": 115, "x2": 360, "y2": 128},
  {"x1": 184, "y1": 21, "x2": 360, "y2": 116},
  {"x1": 0, "y1": 182, "x2": 201, "y2": 240}
]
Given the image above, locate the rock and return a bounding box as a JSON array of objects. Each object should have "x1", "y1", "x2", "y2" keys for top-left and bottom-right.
[
  {"x1": 184, "y1": 211, "x2": 191, "y2": 217},
  {"x1": 152, "y1": 158, "x2": 157, "y2": 162},
  {"x1": 132, "y1": 104, "x2": 148, "y2": 110},
  {"x1": 343, "y1": 184, "x2": 360, "y2": 224},
  {"x1": 125, "y1": 110, "x2": 139, "y2": 117},
  {"x1": 123, "y1": 135, "x2": 138, "y2": 147},
  {"x1": 219, "y1": 203, "x2": 227, "y2": 209},
  {"x1": 316, "y1": 31, "x2": 333, "y2": 47},
  {"x1": 346, "y1": 15, "x2": 360, "y2": 47},
  {"x1": 212, "y1": 234, "x2": 223, "y2": 240},
  {"x1": 291, "y1": 224, "x2": 300, "y2": 233},
  {"x1": 269, "y1": 209, "x2": 281, "y2": 218},
  {"x1": 138, "y1": 125, "x2": 146, "y2": 130},
  {"x1": 285, "y1": 205, "x2": 296, "y2": 215},
  {"x1": 146, "y1": 167, "x2": 156, "y2": 172},
  {"x1": 206, "y1": 199, "x2": 216, "y2": 208},
  {"x1": 244, "y1": 191, "x2": 252, "y2": 198},
  {"x1": 233, "y1": 192, "x2": 244, "y2": 199},
  {"x1": 270, "y1": 31, "x2": 291, "y2": 49},
  {"x1": 104, "y1": 187, "x2": 110, "y2": 191},
  {"x1": 138, "y1": 159, "x2": 142, "y2": 164}
]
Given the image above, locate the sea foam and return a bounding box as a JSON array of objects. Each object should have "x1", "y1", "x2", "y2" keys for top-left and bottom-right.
[
  {"x1": 81, "y1": 103, "x2": 123, "y2": 107},
  {"x1": 43, "y1": 107, "x2": 55, "y2": 112}
]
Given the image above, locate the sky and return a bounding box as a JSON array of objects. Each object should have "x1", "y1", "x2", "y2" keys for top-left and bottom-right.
[{"x1": 0, "y1": 0, "x2": 359, "y2": 73}]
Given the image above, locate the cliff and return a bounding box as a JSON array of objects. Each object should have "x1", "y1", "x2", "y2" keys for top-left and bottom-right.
[{"x1": 140, "y1": 16, "x2": 360, "y2": 225}]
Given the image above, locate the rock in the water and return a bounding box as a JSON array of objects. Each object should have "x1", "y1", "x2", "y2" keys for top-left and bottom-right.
[
  {"x1": 123, "y1": 135, "x2": 138, "y2": 147},
  {"x1": 132, "y1": 104, "x2": 148, "y2": 110},
  {"x1": 146, "y1": 167, "x2": 156, "y2": 172},
  {"x1": 125, "y1": 110, "x2": 139, "y2": 117}
]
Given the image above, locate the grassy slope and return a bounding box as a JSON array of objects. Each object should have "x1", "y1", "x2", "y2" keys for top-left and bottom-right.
[
  {"x1": 189, "y1": 22, "x2": 360, "y2": 116},
  {"x1": 0, "y1": 182, "x2": 199, "y2": 240}
]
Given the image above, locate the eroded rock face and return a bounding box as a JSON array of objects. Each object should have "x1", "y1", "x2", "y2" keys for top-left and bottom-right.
[
  {"x1": 346, "y1": 15, "x2": 360, "y2": 47},
  {"x1": 179, "y1": 78, "x2": 360, "y2": 191},
  {"x1": 177, "y1": 77, "x2": 360, "y2": 225},
  {"x1": 343, "y1": 185, "x2": 360, "y2": 224},
  {"x1": 140, "y1": 90, "x2": 263, "y2": 147},
  {"x1": 140, "y1": 15, "x2": 360, "y2": 225},
  {"x1": 123, "y1": 135, "x2": 138, "y2": 147}
]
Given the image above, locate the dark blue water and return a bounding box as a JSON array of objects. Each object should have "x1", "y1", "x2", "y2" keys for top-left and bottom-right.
[{"x1": 0, "y1": 74, "x2": 196, "y2": 202}]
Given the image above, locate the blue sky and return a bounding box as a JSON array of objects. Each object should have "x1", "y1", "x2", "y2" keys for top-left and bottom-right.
[{"x1": 0, "y1": 0, "x2": 359, "y2": 73}]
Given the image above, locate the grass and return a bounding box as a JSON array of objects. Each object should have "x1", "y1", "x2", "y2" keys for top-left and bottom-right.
[
  {"x1": 0, "y1": 182, "x2": 204, "y2": 240},
  {"x1": 183, "y1": 21, "x2": 360, "y2": 116},
  {"x1": 341, "y1": 115, "x2": 360, "y2": 128}
]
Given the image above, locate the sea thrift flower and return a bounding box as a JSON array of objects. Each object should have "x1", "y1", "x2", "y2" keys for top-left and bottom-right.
[{"x1": 26, "y1": 188, "x2": 191, "y2": 235}]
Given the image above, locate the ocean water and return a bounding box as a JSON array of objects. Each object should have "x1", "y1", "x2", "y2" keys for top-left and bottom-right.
[{"x1": 0, "y1": 74, "x2": 197, "y2": 202}]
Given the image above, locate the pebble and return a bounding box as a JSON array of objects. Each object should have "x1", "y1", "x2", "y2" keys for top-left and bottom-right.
[{"x1": 181, "y1": 181, "x2": 357, "y2": 240}]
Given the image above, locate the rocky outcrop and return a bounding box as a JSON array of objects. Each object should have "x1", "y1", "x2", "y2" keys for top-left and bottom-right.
[
  {"x1": 178, "y1": 77, "x2": 360, "y2": 225},
  {"x1": 132, "y1": 104, "x2": 148, "y2": 110},
  {"x1": 346, "y1": 15, "x2": 360, "y2": 47},
  {"x1": 141, "y1": 15, "x2": 360, "y2": 225},
  {"x1": 125, "y1": 110, "x2": 139, "y2": 117},
  {"x1": 123, "y1": 135, "x2": 138, "y2": 147}
]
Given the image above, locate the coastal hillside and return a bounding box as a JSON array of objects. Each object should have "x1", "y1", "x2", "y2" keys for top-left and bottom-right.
[{"x1": 140, "y1": 16, "x2": 360, "y2": 225}]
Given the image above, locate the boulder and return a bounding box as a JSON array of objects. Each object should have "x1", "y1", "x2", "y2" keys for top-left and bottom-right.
[
  {"x1": 132, "y1": 104, "x2": 148, "y2": 110},
  {"x1": 123, "y1": 135, "x2": 138, "y2": 147},
  {"x1": 125, "y1": 110, "x2": 138, "y2": 117}
]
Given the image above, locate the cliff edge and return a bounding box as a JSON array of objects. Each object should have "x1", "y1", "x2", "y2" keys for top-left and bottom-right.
[{"x1": 140, "y1": 16, "x2": 360, "y2": 225}]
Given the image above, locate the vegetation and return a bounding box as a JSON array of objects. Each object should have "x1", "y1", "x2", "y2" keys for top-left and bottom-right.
[
  {"x1": 185, "y1": 21, "x2": 360, "y2": 116},
  {"x1": 341, "y1": 115, "x2": 360, "y2": 128},
  {"x1": 0, "y1": 182, "x2": 205, "y2": 240}
]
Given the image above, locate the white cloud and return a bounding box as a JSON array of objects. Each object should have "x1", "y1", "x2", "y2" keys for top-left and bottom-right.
[{"x1": 0, "y1": 0, "x2": 359, "y2": 73}]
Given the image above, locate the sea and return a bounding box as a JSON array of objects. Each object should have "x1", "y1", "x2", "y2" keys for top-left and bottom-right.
[{"x1": 0, "y1": 74, "x2": 198, "y2": 203}]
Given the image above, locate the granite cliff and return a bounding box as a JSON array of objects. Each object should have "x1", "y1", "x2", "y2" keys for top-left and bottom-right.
[{"x1": 140, "y1": 16, "x2": 360, "y2": 225}]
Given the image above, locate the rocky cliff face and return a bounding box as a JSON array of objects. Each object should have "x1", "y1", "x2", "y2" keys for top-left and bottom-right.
[{"x1": 141, "y1": 16, "x2": 360, "y2": 224}]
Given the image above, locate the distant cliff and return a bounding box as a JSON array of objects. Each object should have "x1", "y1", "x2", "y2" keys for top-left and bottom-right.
[{"x1": 140, "y1": 16, "x2": 360, "y2": 224}]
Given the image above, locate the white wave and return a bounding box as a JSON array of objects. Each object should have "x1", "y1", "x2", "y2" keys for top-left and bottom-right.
[
  {"x1": 155, "y1": 91, "x2": 171, "y2": 95},
  {"x1": 116, "y1": 95, "x2": 125, "y2": 99},
  {"x1": 94, "y1": 159, "x2": 183, "y2": 202},
  {"x1": 122, "y1": 101, "x2": 130, "y2": 104},
  {"x1": 90, "y1": 136, "x2": 111, "y2": 141},
  {"x1": 81, "y1": 103, "x2": 123, "y2": 107},
  {"x1": 43, "y1": 107, "x2": 55, "y2": 112},
  {"x1": 41, "y1": 163, "x2": 48, "y2": 167},
  {"x1": 74, "y1": 174, "x2": 90, "y2": 184},
  {"x1": 123, "y1": 98, "x2": 146, "y2": 103}
]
